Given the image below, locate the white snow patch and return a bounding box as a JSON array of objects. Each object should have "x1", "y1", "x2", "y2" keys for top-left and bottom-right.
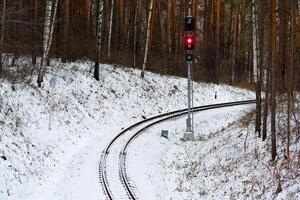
[{"x1": 0, "y1": 59, "x2": 256, "y2": 199}]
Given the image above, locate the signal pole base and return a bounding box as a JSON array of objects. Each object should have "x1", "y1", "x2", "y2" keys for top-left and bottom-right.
[{"x1": 181, "y1": 132, "x2": 195, "y2": 142}]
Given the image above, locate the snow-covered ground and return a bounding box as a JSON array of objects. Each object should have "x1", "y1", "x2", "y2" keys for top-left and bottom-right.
[
  {"x1": 130, "y1": 108, "x2": 300, "y2": 200},
  {"x1": 1, "y1": 59, "x2": 297, "y2": 200}
]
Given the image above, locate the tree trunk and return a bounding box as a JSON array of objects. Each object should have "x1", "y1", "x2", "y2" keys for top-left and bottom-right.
[
  {"x1": 231, "y1": 6, "x2": 238, "y2": 83},
  {"x1": 133, "y1": 0, "x2": 140, "y2": 68},
  {"x1": 286, "y1": 0, "x2": 296, "y2": 159},
  {"x1": 63, "y1": 0, "x2": 69, "y2": 63},
  {"x1": 279, "y1": 0, "x2": 288, "y2": 89},
  {"x1": 256, "y1": 0, "x2": 264, "y2": 137},
  {"x1": 32, "y1": 0, "x2": 38, "y2": 65},
  {"x1": 37, "y1": 0, "x2": 59, "y2": 87},
  {"x1": 94, "y1": 0, "x2": 104, "y2": 81},
  {"x1": 108, "y1": 0, "x2": 115, "y2": 60},
  {"x1": 157, "y1": 0, "x2": 165, "y2": 57},
  {"x1": 86, "y1": 0, "x2": 92, "y2": 39},
  {"x1": 270, "y1": 0, "x2": 277, "y2": 161},
  {"x1": 141, "y1": 0, "x2": 154, "y2": 78},
  {"x1": 119, "y1": 0, "x2": 125, "y2": 52},
  {"x1": 167, "y1": 0, "x2": 172, "y2": 57},
  {"x1": 215, "y1": 0, "x2": 220, "y2": 83},
  {"x1": 0, "y1": 0, "x2": 6, "y2": 73}
]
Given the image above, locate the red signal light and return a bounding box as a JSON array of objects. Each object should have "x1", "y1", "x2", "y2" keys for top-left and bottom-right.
[{"x1": 184, "y1": 35, "x2": 195, "y2": 50}]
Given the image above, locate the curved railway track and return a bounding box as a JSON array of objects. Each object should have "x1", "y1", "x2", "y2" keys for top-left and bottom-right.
[{"x1": 99, "y1": 100, "x2": 256, "y2": 200}]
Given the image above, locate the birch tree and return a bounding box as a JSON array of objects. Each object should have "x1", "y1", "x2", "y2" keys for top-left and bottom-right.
[
  {"x1": 141, "y1": 0, "x2": 154, "y2": 78},
  {"x1": 94, "y1": 0, "x2": 104, "y2": 81},
  {"x1": 0, "y1": 0, "x2": 6, "y2": 74},
  {"x1": 37, "y1": 0, "x2": 59, "y2": 87},
  {"x1": 107, "y1": 0, "x2": 114, "y2": 60}
]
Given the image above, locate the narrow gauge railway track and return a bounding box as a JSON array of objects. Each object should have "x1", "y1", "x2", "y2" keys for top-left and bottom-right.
[{"x1": 100, "y1": 100, "x2": 256, "y2": 200}]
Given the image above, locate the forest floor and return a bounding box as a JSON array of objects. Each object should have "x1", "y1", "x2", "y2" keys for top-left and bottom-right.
[{"x1": 0, "y1": 59, "x2": 299, "y2": 199}]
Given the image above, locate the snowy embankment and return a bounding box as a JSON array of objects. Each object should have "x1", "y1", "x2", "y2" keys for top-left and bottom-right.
[
  {"x1": 0, "y1": 60, "x2": 255, "y2": 199},
  {"x1": 131, "y1": 101, "x2": 300, "y2": 199}
]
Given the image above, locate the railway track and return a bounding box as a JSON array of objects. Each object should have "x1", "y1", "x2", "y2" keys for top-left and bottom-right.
[{"x1": 99, "y1": 100, "x2": 256, "y2": 200}]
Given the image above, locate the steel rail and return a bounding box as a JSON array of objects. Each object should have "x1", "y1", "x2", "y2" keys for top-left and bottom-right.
[{"x1": 100, "y1": 100, "x2": 256, "y2": 200}]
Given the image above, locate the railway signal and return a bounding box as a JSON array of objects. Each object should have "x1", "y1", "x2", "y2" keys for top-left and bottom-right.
[
  {"x1": 184, "y1": 34, "x2": 195, "y2": 50},
  {"x1": 183, "y1": 3, "x2": 195, "y2": 141}
]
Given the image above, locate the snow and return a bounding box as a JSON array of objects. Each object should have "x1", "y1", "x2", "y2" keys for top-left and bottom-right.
[
  {"x1": 0, "y1": 59, "x2": 298, "y2": 200},
  {"x1": 126, "y1": 104, "x2": 255, "y2": 200},
  {"x1": 127, "y1": 103, "x2": 300, "y2": 200}
]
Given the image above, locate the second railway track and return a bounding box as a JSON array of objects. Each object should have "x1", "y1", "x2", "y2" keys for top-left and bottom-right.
[{"x1": 99, "y1": 100, "x2": 256, "y2": 200}]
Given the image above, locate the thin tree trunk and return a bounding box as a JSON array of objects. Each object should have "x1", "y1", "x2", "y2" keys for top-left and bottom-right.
[
  {"x1": 37, "y1": 0, "x2": 59, "y2": 87},
  {"x1": 215, "y1": 0, "x2": 220, "y2": 83},
  {"x1": 167, "y1": 0, "x2": 172, "y2": 57},
  {"x1": 32, "y1": 0, "x2": 38, "y2": 65},
  {"x1": 141, "y1": 0, "x2": 154, "y2": 78},
  {"x1": 256, "y1": 0, "x2": 264, "y2": 137},
  {"x1": 279, "y1": 0, "x2": 288, "y2": 89},
  {"x1": 94, "y1": 0, "x2": 104, "y2": 81},
  {"x1": 252, "y1": 0, "x2": 258, "y2": 83},
  {"x1": 86, "y1": 0, "x2": 92, "y2": 39},
  {"x1": 157, "y1": 0, "x2": 165, "y2": 57},
  {"x1": 119, "y1": 0, "x2": 125, "y2": 53},
  {"x1": 0, "y1": 0, "x2": 6, "y2": 73},
  {"x1": 263, "y1": 8, "x2": 273, "y2": 141},
  {"x1": 231, "y1": 7, "x2": 238, "y2": 83},
  {"x1": 133, "y1": 0, "x2": 140, "y2": 68},
  {"x1": 122, "y1": 1, "x2": 133, "y2": 53},
  {"x1": 287, "y1": 0, "x2": 296, "y2": 159},
  {"x1": 108, "y1": 0, "x2": 115, "y2": 60},
  {"x1": 270, "y1": 0, "x2": 277, "y2": 161},
  {"x1": 63, "y1": 0, "x2": 69, "y2": 63},
  {"x1": 262, "y1": 81, "x2": 270, "y2": 141}
]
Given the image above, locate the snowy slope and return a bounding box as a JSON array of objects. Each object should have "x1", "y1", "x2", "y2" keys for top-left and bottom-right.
[
  {"x1": 126, "y1": 104, "x2": 255, "y2": 200},
  {"x1": 0, "y1": 60, "x2": 255, "y2": 200},
  {"x1": 156, "y1": 104, "x2": 300, "y2": 200}
]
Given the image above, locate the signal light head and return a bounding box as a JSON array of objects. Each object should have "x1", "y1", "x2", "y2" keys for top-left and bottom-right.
[{"x1": 184, "y1": 35, "x2": 195, "y2": 50}]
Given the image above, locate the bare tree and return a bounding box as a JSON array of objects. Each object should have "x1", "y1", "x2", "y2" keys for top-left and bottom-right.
[{"x1": 141, "y1": 0, "x2": 154, "y2": 78}]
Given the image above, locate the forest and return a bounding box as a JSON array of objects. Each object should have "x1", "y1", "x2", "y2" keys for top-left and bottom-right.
[{"x1": 0, "y1": 0, "x2": 300, "y2": 165}]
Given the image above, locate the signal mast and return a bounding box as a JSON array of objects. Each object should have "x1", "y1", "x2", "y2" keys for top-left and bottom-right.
[{"x1": 183, "y1": 3, "x2": 195, "y2": 141}]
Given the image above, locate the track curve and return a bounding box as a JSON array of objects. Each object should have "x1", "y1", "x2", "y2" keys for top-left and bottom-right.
[{"x1": 100, "y1": 100, "x2": 256, "y2": 200}]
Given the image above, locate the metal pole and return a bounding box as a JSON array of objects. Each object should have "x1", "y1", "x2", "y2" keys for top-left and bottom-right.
[
  {"x1": 186, "y1": 57, "x2": 194, "y2": 133},
  {"x1": 183, "y1": 3, "x2": 195, "y2": 140},
  {"x1": 191, "y1": 57, "x2": 194, "y2": 132}
]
